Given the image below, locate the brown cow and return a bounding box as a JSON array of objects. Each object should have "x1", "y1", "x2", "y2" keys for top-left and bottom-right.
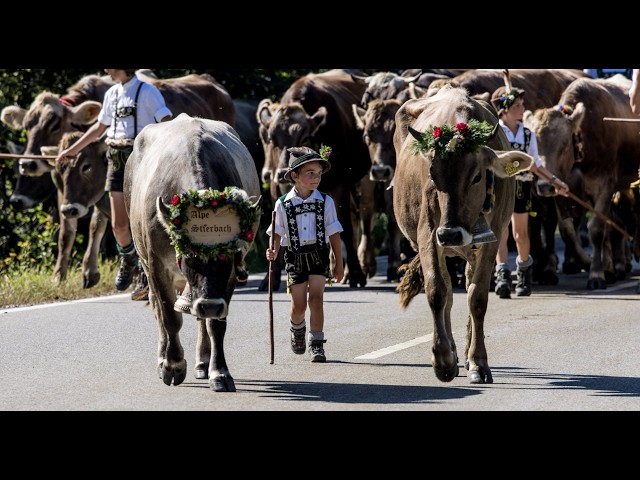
[
  {"x1": 523, "y1": 76, "x2": 640, "y2": 289},
  {"x1": 353, "y1": 98, "x2": 403, "y2": 281},
  {"x1": 257, "y1": 69, "x2": 372, "y2": 289},
  {"x1": 393, "y1": 85, "x2": 533, "y2": 384}
]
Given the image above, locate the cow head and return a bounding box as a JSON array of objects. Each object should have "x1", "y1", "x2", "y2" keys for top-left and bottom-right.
[
  {"x1": 353, "y1": 99, "x2": 401, "y2": 183},
  {"x1": 406, "y1": 124, "x2": 533, "y2": 247},
  {"x1": 523, "y1": 102, "x2": 586, "y2": 197},
  {"x1": 351, "y1": 71, "x2": 423, "y2": 108},
  {"x1": 1, "y1": 93, "x2": 101, "y2": 177},
  {"x1": 256, "y1": 99, "x2": 327, "y2": 200},
  {"x1": 156, "y1": 188, "x2": 261, "y2": 319},
  {"x1": 51, "y1": 131, "x2": 109, "y2": 220}
]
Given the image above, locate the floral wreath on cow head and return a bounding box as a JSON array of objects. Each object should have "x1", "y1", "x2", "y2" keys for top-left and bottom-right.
[
  {"x1": 167, "y1": 186, "x2": 261, "y2": 261},
  {"x1": 409, "y1": 119, "x2": 495, "y2": 159}
]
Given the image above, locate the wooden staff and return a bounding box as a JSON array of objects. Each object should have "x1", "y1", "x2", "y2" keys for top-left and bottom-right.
[
  {"x1": 535, "y1": 169, "x2": 633, "y2": 241},
  {"x1": 603, "y1": 117, "x2": 640, "y2": 123},
  {"x1": 0, "y1": 153, "x2": 58, "y2": 160},
  {"x1": 268, "y1": 211, "x2": 276, "y2": 364}
]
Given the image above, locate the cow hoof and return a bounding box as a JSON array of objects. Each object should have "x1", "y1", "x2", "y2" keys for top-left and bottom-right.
[
  {"x1": 83, "y1": 273, "x2": 100, "y2": 289},
  {"x1": 433, "y1": 364, "x2": 459, "y2": 383},
  {"x1": 541, "y1": 270, "x2": 559, "y2": 286},
  {"x1": 587, "y1": 278, "x2": 607, "y2": 290},
  {"x1": 468, "y1": 367, "x2": 493, "y2": 384},
  {"x1": 210, "y1": 374, "x2": 236, "y2": 392},
  {"x1": 158, "y1": 361, "x2": 188, "y2": 386},
  {"x1": 194, "y1": 369, "x2": 208, "y2": 380}
]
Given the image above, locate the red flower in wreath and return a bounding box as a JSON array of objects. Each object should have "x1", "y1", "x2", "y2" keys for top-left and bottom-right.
[
  {"x1": 172, "y1": 195, "x2": 180, "y2": 206},
  {"x1": 433, "y1": 127, "x2": 442, "y2": 139},
  {"x1": 455, "y1": 122, "x2": 468, "y2": 133},
  {"x1": 210, "y1": 199, "x2": 218, "y2": 207},
  {"x1": 245, "y1": 230, "x2": 255, "y2": 241},
  {"x1": 172, "y1": 217, "x2": 181, "y2": 226}
]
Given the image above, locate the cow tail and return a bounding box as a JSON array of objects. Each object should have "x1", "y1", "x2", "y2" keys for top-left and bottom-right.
[{"x1": 396, "y1": 255, "x2": 423, "y2": 309}]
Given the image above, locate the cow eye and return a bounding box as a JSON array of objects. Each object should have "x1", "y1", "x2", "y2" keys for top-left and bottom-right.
[
  {"x1": 82, "y1": 163, "x2": 92, "y2": 174},
  {"x1": 472, "y1": 173, "x2": 482, "y2": 184}
]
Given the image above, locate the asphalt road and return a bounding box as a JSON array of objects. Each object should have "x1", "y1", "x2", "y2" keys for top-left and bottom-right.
[{"x1": 1, "y1": 249, "x2": 639, "y2": 412}]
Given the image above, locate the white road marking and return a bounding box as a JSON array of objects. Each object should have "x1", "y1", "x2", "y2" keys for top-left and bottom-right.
[{"x1": 355, "y1": 334, "x2": 435, "y2": 359}]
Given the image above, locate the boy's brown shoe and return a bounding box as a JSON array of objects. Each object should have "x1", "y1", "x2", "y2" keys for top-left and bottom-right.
[
  {"x1": 290, "y1": 325, "x2": 306, "y2": 354},
  {"x1": 309, "y1": 339, "x2": 327, "y2": 363}
]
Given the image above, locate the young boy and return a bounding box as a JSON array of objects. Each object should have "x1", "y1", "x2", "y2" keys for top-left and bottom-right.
[
  {"x1": 490, "y1": 86, "x2": 570, "y2": 298},
  {"x1": 266, "y1": 146, "x2": 344, "y2": 362}
]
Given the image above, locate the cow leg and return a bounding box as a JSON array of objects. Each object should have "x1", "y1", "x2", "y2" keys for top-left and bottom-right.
[
  {"x1": 464, "y1": 249, "x2": 494, "y2": 384},
  {"x1": 558, "y1": 215, "x2": 592, "y2": 273},
  {"x1": 194, "y1": 318, "x2": 211, "y2": 379},
  {"x1": 385, "y1": 192, "x2": 402, "y2": 282},
  {"x1": 52, "y1": 215, "x2": 78, "y2": 284},
  {"x1": 149, "y1": 276, "x2": 188, "y2": 386},
  {"x1": 421, "y1": 248, "x2": 458, "y2": 383},
  {"x1": 338, "y1": 186, "x2": 367, "y2": 288},
  {"x1": 81, "y1": 207, "x2": 109, "y2": 288},
  {"x1": 356, "y1": 177, "x2": 377, "y2": 279},
  {"x1": 587, "y1": 198, "x2": 611, "y2": 290},
  {"x1": 205, "y1": 318, "x2": 236, "y2": 392}
]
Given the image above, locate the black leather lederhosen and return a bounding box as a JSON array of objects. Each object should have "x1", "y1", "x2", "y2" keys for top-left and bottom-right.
[{"x1": 511, "y1": 127, "x2": 534, "y2": 214}]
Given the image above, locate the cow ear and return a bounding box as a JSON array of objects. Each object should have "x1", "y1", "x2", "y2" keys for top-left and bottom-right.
[
  {"x1": 51, "y1": 169, "x2": 63, "y2": 191},
  {"x1": 256, "y1": 99, "x2": 273, "y2": 126},
  {"x1": 309, "y1": 106, "x2": 328, "y2": 134},
  {"x1": 491, "y1": 149, "x2": 534, "y2": 178},
  {"x1": 71, "y1": 101, "x2": 102, "y2": 126},
  {"x1": 1, "y1": 105, "x2": 27, "y2": 130},
  {"x1": 156, "y1": 196, "x2": 173, "y2": 231},
  {"x1": 352, "y1": 104, "x2": 366, "y2": 130},
  {"x1": 568, "y1": 102, "x2": 586, "y2": 133}
]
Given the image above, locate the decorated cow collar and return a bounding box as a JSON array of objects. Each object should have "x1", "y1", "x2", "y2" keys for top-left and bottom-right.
[
  {"x1": 168, "y1": 186, "x2": 261, "y2": 261},
  {"x1": 410, "y1": 119, "x2": 494, "y2": 159}
]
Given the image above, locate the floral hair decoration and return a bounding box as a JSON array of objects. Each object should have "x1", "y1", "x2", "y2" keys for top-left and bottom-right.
[
  {"x1": 557, "y1": 104, "x2": 574, "y2": 115},
  {"x1": 410, "y1": 119, "x2": 495, "y2": 159},
  {"x1": 319, "y1": 144, "x2": 332, "y2": 161},
  {"x1": 167, "y1": 186, "x2": 261, "y2": 261}
]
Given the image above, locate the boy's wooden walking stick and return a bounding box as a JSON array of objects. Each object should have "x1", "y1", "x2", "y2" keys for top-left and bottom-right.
[{"x1": 268, "y1": 211, "x2": 276, "y2": 364}]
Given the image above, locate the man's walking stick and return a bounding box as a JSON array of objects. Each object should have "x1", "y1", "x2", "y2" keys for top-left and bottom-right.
[{"x1": 268, "y1": 211, "x2": 276, "y2": 364}]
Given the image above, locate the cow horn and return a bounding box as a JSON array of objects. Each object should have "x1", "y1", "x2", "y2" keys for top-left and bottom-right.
[
  {"x1": 503, "y1": 69, "x2": 513, "y2": 92},
  {"x1": 408, "y1": 125, "x2": 424, "y2": 141},
  {"x1": 490, "y1": 122, "x2": 500, "y2": 138}
]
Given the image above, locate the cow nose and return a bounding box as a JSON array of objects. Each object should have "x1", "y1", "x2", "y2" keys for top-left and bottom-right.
[
  {"x1": 276, "y1": 169, "x2": 287, "y2": 184},
  {"x1": 436, "y1": 227, "x2": 465, "y2": 246},
  {"x1": 19, "y1": 160, "x2": 38, "y2": 174}
]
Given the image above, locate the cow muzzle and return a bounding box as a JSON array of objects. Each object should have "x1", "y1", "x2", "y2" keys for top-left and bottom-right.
[
  {"x1": 60, "y1": 203, "x2": 89, "y2": 219},
  {"x1": 190, "y1": 297, "x2": 228, "y2": 319},
  {"x1": 436, "y1": 226, "x2": 473, "y2": 247},
  {"x1": 18, "y1": 159, "x2": 52, "y2": 177}
]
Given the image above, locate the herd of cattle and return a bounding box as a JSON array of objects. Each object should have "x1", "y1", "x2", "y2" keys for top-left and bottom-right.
[{"x1": 3, "y1": 68, "x2": 640, "y2": 390}]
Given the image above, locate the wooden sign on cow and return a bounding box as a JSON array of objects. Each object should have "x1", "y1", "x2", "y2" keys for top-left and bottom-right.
[{"x1": 184, "y1": 204, "x2": 241, "y2": 245}]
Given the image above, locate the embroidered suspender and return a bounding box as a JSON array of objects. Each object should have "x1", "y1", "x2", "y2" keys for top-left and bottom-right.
[{"x1": 280, "y1": 192, "x2": 327, "y2": 253}]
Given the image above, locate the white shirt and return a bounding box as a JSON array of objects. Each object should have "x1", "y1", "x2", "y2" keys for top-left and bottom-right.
[
  {"x1": 267, "y1": 189, "x2": 343, "y2": 247},
  {"x1": 498, "y1": 120, "x2": 542, "y2": 167},
  {"x1": 98, "y1": 76, "x2": 172, "y2": 140}
]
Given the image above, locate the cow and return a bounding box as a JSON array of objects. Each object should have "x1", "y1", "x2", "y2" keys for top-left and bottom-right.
[
  {"x1": 124, "y1": 113, "x2": 261, "y2": 391},
  {"x1": 352, "y1": 98, "x2": 404, "y2": 281},
  {"x1": 427, "y1": 69, "x2": 589, "y2": 111},
  {"x1": 522, "y1": 76, "x2": 640, "y2": 289},
  {"x1": 51, "y1": 131, "x2": 111, "y2": 288},
  {"x1": 393, "y1": 85, "x2": 533, "y2": 384},
  {"x1": 351, "y1": 69, "x2": 466, "y2": 109},
  {"x1": 257, "y1": 69, "x2": 372, "y2": 289},
  {"x1": 1, "y1": 72, "x2": 236, "y2": 287}
]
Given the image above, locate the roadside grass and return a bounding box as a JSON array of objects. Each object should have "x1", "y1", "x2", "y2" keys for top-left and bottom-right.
[{"x1": 1, "y1": 239, "x2": 269, "y2": 310}]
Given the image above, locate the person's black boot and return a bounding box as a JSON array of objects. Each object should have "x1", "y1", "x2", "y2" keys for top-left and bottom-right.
[
  {"x1": 515, "y1": 265, "x2": 533, "y2": 296},
  {"x1": 115, "y1": 251, "x2": 139, "y2": 291},
  {"x1": 495, "y1": 267, "x2": 512, "y2": 299}
]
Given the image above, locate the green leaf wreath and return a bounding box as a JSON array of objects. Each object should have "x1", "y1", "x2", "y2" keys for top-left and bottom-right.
[
  {"x1": 168, "y1": 186, "x2": 261, "y2": 261},
  {"x1": 411, "y1": 119, "x2": 494, "y2": 159}
]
